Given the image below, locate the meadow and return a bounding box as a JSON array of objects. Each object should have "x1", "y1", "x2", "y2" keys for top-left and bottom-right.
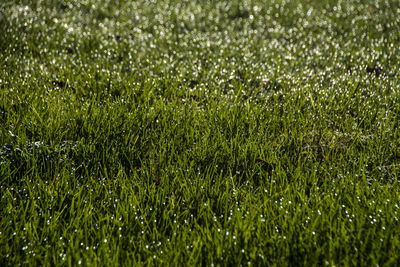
[{"x1": 1, "y1": 0, "x2": 400, "y2": 265}]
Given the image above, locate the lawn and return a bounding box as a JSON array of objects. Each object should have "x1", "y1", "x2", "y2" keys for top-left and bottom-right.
[{"x1": 1, "y1": 0, "x2": 400, "y2": 265}]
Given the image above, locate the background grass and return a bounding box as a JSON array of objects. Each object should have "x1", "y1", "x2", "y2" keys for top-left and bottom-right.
[{"x1": 1, "y1": 0, "x2": 400, "y2": 265}]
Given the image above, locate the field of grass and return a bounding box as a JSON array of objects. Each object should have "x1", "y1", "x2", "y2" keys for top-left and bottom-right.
[{"x1": 1, "y1": 0, "x2": 400, "y2": 265}]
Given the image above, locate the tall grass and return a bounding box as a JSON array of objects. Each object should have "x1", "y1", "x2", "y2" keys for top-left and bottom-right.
[{"x1": 1, "y1": 0, "x2": 400, "y2": 265}]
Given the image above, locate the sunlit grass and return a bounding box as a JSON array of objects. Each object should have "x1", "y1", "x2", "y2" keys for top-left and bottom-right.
[{"x1": 1, "y1": 0, "x2": 400, "y2": 265}]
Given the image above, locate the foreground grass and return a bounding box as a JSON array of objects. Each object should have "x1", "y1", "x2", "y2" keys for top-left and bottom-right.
[{"x1": 1, "y1": 0, "x2": 400, "y2": 265}]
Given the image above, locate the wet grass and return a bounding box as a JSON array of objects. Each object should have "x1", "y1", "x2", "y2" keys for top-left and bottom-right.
[{"x1": 1, "y1": 0, "x2": 400, "y2": 265}]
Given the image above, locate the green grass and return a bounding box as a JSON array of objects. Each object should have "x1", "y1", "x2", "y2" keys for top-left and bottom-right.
[{"x1": 1, "y1": 0, "x2": 400, "y2": 265}]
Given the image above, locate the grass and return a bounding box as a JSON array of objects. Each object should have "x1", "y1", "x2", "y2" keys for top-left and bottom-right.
[{"x1": 1, "y1": 0, "x2": 400, "y2": 265}]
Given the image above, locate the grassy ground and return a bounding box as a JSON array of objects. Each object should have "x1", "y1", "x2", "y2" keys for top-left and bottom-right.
[{"x1": 1, "y1": 0, "x2": 400, "y2": 265}]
